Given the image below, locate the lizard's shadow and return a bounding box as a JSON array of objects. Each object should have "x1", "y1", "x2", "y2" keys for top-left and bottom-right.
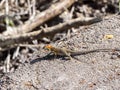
[{"x1": 30, "y1": 53, "x2": 67, "y2": 64}]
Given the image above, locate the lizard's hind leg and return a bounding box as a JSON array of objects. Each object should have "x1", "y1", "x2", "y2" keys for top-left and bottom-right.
[{"x1": 63, "y1": 50, "x2": 81, "y2": 63}]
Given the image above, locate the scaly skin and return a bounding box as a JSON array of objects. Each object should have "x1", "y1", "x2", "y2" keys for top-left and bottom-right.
[{"x1": 43, "y1": 44, "x2": 120, "y2": 60}]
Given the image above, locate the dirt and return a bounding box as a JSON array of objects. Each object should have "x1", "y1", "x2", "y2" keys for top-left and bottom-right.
[{"x1": 0, "y1": 14, "x2": 120, "y2": 90}]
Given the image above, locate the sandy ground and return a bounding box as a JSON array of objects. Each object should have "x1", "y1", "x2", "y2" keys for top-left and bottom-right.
[{"x1": 1, "y1": 15, "x2": 120, "y2": 90}]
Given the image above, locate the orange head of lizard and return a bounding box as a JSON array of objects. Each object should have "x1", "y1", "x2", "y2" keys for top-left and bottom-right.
[{"x1": 43, "y1": 44, "x2": 53, "y2": 51}]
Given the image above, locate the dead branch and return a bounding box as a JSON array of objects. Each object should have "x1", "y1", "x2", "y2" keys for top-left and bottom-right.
[
  {"x1": 43, "y1": 17, "x2": 102, "y2": 34},
  {"x1": 0, "y1": 17, "x2": 102, "y2": 51},
  {"x1": 3, "y1": 0, "x2": 75, "y2": 35}
]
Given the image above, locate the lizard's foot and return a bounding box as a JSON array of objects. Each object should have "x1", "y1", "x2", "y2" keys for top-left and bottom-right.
[{"x1": 69, "y1": 57, "x2": 81, "y2": 64}]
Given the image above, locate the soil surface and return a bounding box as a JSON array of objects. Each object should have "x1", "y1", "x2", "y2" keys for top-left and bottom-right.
[{"x1": 0, "y1": 14, "x2": 120, "y2": 90}]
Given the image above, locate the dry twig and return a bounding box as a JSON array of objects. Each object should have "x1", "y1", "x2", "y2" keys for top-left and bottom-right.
[
  {"x1": 0, "y1": 17, "x2": 102, "y2": 51},
  {"x1": 3, "y1": 0, "x2": 75, "y2": 35}
]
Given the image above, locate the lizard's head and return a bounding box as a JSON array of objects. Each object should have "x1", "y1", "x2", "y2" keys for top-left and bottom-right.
[{"x1": 43, "y1": 44, "x2": 53, "y2": 51}]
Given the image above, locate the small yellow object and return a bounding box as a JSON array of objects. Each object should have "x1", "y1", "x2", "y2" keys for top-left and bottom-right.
[{"x1": 104, "y1": 34, "x2": 113, "y2": 39}]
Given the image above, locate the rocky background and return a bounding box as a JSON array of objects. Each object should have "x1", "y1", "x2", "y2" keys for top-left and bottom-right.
[{"x1": 0, "y1": 0, "x2": 120, "y2": 90}]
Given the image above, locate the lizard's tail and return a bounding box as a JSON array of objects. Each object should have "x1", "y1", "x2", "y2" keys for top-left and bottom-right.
[{"x1": 71, "y1": 48, "x2": 120, "y2": 56}]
